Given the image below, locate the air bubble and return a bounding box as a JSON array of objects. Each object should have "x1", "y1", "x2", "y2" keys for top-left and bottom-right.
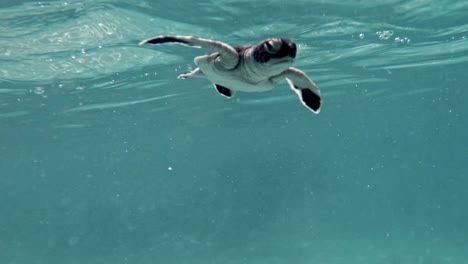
[
  {"x1": 80, "y1": 48, "x2": 86, "y2": 54},
  {"x1": 394, "y1": 37, "x2": 410, "y2": 44},
  {"x1": 359, "y1": 33, "x2": 365, "y2": 39},
  {"x1": 376, "y1": 30, "x2": 394, "y2": 40},
  {"x1": 33, "y1": 87, "x2": 45, "y2": 95}
]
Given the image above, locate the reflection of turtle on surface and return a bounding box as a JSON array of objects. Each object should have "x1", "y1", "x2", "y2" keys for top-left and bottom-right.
[{"x1": 140, "y1": 35, "x2": 322, "y2": 114}]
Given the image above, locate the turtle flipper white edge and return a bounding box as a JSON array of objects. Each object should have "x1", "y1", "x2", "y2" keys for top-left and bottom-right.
[
  {"x1": 139, "y1": 35, "x2": 239, "y2": 69},
  {"x1": 274, "y1": 67, "x2": 322, "y2": 114}
]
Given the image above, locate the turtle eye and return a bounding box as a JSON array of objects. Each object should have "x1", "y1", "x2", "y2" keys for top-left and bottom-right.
[{"x1": 264, "y1": 41, "x2": 276, "y2": 53}]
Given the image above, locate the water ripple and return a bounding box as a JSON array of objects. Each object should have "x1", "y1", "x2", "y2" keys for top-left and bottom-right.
[
  {"x1": 354, "y1": 39, "x2": 468, "y2": 69},
  {"x1": 0, "y1": 0, "x2": 198, "y2": 81},
  {"x1": 65, "y1": 93, "x2": 180, "y2": 112}
]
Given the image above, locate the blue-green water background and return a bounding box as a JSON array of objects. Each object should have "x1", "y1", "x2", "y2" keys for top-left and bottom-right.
[{"x1": 1, "y1": 0, "x2": 467, "y2": 263}]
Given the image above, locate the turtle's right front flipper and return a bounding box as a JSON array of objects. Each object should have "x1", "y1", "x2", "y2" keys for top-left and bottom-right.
[
  {"x1": 139, "y1": 35, "x2": 239, "y2": 69},
  {"x1": 272, "y1": 67, "x2": 322, "y2": 114}
]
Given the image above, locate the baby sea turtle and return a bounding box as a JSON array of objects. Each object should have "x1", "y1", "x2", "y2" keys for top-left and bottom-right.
[{"x1": 140, "y1": 35, "x2": 322, "y2": 113}]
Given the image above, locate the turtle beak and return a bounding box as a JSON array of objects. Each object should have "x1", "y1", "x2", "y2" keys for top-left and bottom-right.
[{"x1": 282, "y1": 39, "x2": 297, "y2": 58}]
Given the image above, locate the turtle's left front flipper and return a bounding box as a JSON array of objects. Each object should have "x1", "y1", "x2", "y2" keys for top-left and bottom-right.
[
  {"x1": 274, "y1": 67, "x2": 322, "y2": 114},
  {"x1": 139, "y1": 35, "x2": 239, "y2": 69}
]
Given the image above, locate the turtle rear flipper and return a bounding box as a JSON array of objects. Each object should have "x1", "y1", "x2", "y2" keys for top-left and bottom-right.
[{"x1": 213, "y1": 84, "x2": 234, "y2": 98}]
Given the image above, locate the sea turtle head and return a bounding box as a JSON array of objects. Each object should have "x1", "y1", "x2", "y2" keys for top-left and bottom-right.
[{"x1": 252, "y1": 38, "x2": 297, "y2": 74}]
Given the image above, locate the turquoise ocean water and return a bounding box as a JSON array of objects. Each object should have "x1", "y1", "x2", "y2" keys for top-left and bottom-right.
[{"x1": 1, "y1": 0, "x2": 467, "y2": 263}]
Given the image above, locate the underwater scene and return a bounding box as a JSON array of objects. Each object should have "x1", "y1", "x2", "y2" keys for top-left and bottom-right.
[{"x1": 1, "y1": 0, "x2": 467, "y2": 263}]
